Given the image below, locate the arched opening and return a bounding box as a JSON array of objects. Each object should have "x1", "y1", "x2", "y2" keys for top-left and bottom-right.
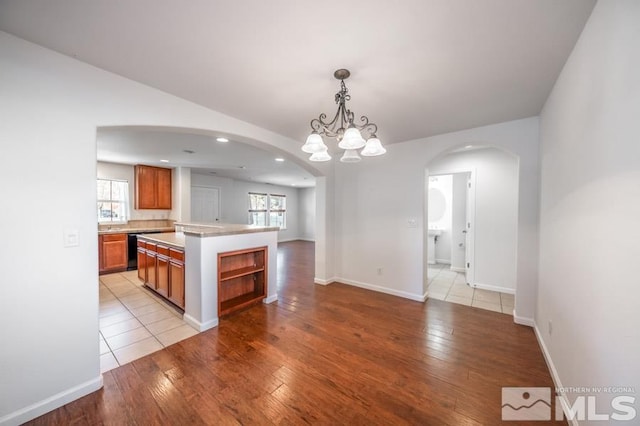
[{"x1": 424, "y1": 144, "x2": 520, "y2": 316}]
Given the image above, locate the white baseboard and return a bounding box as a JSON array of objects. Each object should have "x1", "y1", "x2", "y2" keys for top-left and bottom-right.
[
  {"x1": 472, "y1": 282, "x2": 516, "y2": 295},
  {"x1": 278, "y1": 238, "x2": 315, "y2": 243},
  {"x1": 264, "y1": 294, "x2": 278, "y2": 304},
  {"x1": 0, "y1": 376, "x2": 103, "y2": 426},
  {"x1": 314, "y1": 277, "x2": 335, "y2": 285},
  {"x1": 183, "y1": 314, "x2": 218, "y2": 332},
  {"x1": 335, "y1": 277, "x2": 427, "y2": 302},
  {"x1": 435, "y1": 258, "x2": 451, "y2": 264},
  {"x1": 450, "y1": 266, "x2": 465, "y2": 273},
  {"x1": 512, "y1": 310, "x2": 535, "y2": 327},
  {"x1": 297, "y1": 238, "x2": 315, "y2": 242},
  {"x1": 533, "y1": 324, "x2": 577, "y2": 426}
]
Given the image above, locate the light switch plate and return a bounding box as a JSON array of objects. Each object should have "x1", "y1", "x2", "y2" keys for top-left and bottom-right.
[{"x1": 63, "y1": 229, "x2": 79, "y2": 247}]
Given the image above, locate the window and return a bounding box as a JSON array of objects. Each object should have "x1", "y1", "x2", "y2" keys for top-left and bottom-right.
[
  {"x1": 248, "y1": 192, "x2": 286, "y2": 229},
  {"x1": 97, "y1": 179, "x2": 129, "y2": 223}
]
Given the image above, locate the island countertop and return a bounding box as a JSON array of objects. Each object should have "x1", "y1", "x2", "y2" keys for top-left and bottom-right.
[
  {"x1": 175, "y1": 222, "x2": 280, "y2": 237},
  {"x1": 137, "y1": 232, "x2": 185, "y2": 249}
]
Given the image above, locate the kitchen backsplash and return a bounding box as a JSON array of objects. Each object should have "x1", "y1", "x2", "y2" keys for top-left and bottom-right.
[{"x1": 98, "y1": 219, "x2": 175, "y2": 231}]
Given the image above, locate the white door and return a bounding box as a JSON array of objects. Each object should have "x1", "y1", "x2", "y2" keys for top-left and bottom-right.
[
  {"x1": 465, "y1": 176, "x2": 475, "y2": 285},
  {"x1": 191, "y1": 186, "x2": 220, "y2": 223}
]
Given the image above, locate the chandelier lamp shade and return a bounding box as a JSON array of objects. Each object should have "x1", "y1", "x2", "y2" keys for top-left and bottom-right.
[{"x1": 302, "y1": 69, "x2": 386, "y2": 163}]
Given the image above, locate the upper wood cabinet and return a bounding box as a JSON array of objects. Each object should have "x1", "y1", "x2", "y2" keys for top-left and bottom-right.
[{"x1": 134, "y1": 165, "x2": 172, "y2": 209}]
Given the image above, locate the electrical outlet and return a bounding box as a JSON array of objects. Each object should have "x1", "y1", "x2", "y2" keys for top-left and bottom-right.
[
  {"x1": 548, "y1": 320, "x2": 553, "y2": 335},
  {"x1": 377, "y1": 267, "x2": 383, "y2": 275}
]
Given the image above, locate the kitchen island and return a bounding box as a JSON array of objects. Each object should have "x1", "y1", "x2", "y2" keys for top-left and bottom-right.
[{"x1": 138, "y1": 223, "x2": 279, "y2": 332}]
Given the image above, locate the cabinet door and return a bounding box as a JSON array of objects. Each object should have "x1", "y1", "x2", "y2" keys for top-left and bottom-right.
[
  {"x1": 156, "y1": 255, "x2": 169, "y2": 297},
  {"x1": 168, "y1": 260, "x2": 185, "y2": 308},
  {"x1": 135, "y1": 165, "x2": 157, "y2": 209},
  {"x1": 156, "y1": 167, "x2": 172, "y2": 209},
  {"x1": 137, "y1": 248, "x2": 146, "y2": 282},
  {"x1": 101, "y1": 234, "x2": 127, "y2": 272},
  {"x1": 145, "y1": 251, "x2": 157, "y2": 289}
]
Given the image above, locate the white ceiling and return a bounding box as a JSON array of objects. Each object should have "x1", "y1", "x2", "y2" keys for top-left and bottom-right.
[
  {"x1": 97, "y1": 128, "x2": 316, "y2": 188},
  {"x1": 0, "y1": 0, "x2": 595, "y2": 146}
]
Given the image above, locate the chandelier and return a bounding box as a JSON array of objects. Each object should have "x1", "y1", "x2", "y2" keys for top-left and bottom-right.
[{"x1": 302, "y1": 69, "x2": 386, "y2": 163}]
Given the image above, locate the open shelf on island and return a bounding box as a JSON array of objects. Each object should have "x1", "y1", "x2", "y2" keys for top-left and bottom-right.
[{"x1": 218, "y1": 246, "x2": 267, "y2": 317}]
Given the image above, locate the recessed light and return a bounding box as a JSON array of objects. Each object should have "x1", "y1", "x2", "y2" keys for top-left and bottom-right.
[
  {"x1": 160, "y1": 159, "x2": 169, "y2": 163},
  {"x1": 465, "y1": 145, "x2": 473, "y2": 149},
  {"x1": 275, "y1": 158, "x2": 285, "y2": 162},
  {"x1": 291, "y1": 184, "x2": 296, "y2": 186},
  {"x1": 238, "y1": 165, "x2": 246, "y2": 169},
  {"x1": 216, "y1": 137, "x2": 229, "y2": 143}
]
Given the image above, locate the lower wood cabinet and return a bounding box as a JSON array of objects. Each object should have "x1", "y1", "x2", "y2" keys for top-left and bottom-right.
[
  {"x1": 218, "y1": 246, "x2": 267, "y2": 316},
  {"x1": 99, "y1": 233, "x2": 128, "y2": 274},
  {"x1": 137, "y1": 238, "x2": 185, "y2": 309}
]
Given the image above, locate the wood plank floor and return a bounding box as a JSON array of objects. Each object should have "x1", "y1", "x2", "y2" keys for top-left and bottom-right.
[{"x1": 28, "y1": 240, "x2": 565, "y2": 425}]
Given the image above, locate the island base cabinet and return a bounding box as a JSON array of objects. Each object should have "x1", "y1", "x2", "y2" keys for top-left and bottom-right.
[
  {"x1": 137, "y1": 238, "x2": 185, "y2": 310},
  {"x1": 218, "y1": 247, "x2": 267, "y2": 317},
  {"x1": 168, "y1": 260, "x2": 185, "y2": 308}
]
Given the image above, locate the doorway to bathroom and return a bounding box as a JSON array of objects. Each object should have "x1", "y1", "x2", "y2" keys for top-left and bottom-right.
[{"x1": 425, "y1": 146, "x2": 519, "y2": 315}]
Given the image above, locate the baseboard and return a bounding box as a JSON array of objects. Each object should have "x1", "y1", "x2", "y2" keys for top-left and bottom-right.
[
  {"x1": 472, "y1": 282, "x2": 515, "y2": 295},
  {"x1": 450, "y1": 266, "x2": 465, "y2": 273},
  {"x1": 435, "y1": 258, "x2": 451, "y2": 264},
  {"x1": 278, "y1": 238, "x2": 315, "y2": 243},
  {"x1": 314, "y1": 277, "x2": 335, "y2": 285},
  {"x1": 512, "y1": 310, "x2": 535, "y2": 327},
  {"x1": 0, "y1": 376, "x2": 103, "y2": 426},
  {"x1": 183, "y1": 314, "x2": 218, "y2": 332},
  {"x1": 335, "y1": 277, "x2": 427, "y2": 302},
  {"x1": 264, "y1": 294, "x2": 278, "y2": 304},
  {"x1": 534, "y1": 324, "x2": 577, "y2": 426}
]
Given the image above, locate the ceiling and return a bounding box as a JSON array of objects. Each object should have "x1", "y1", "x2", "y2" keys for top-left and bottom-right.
[
  {"x1": 0, "y1": 0, "x2": 595, "y2": 146},
  {"x1": 97, "y1": 128, "x2": 316, "y2": 188}
]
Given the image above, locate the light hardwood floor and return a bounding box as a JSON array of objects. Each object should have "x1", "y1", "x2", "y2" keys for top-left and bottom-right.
[{"x1": 28, "y1": 241, "x2": 565, "y2": 425}]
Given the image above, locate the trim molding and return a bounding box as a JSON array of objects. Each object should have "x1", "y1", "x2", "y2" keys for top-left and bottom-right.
[
  {"x1": 314, "y1": 277, "x2": 335, "y2": 285},
  {"x1": 183, "y1": 314, "x2": 218, "y2": 332},
  {"x1": 0, "y1": 376, "x2": 103, "y2": 426},
  {"x1": 278, "y1": 238, "x2": 315, "y2": 243},
  {"x1": 449, "y1": 266, "x2": 465, "y2": 273},
  {"x1": 264, "y1": 294, "x2": 278, "y2": 304},
  {"x1": 435, "y1": 258, "x2": 451, "y2": 264},
  {"x1": 512, "y1": 310, "x2": 535, "y2": 327},
  {"x1": 335, "y1": 277, "x2": 427, "y2": 302},
  {"x1": 472, "y1": 282, "x2": 515, "y2": 295},
  {"x1": 534, "y1": 324, "x2": 577, "y2": 426}
]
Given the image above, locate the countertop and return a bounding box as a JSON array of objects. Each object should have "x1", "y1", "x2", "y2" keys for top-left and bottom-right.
[
  {"x1": 98, "y1": 226, "x2": 175, "y2": 235},
  {"x1": 175, "y1": 222, "x2": 280, "y2": 237},
  {"x1": 136, "y1": 232, "x2": 185, "y2": 249}
]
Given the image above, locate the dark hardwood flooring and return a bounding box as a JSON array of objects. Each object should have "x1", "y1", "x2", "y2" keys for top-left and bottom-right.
[{"x1": 28, "y1": 240, "x2": 565, "y2": 425}]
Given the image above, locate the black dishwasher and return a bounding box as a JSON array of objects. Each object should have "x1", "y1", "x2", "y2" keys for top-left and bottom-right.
[{"x1": 127, "y1": 232, "x2": 162, "y2": 270}]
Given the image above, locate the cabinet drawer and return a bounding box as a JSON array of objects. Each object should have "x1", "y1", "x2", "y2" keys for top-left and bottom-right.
[
  {"x1": 157, "y1": 245, "x2": 170, "y2": 257},
  {"x1": 137, "y1": 240, "x2": 146, "y2": 249},
  {"x1": 103, "y1": 233, "x2": 126, "y2": 242},
  {"x1": 169, "y1": 249, "x2": 184, "y2": 262},
  {"x1": 146, "y1": 242, "x2": 157, "y2": 252}
]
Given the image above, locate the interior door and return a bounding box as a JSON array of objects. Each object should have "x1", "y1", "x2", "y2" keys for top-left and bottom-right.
[
  {"x1": 191, "y1": 186, "x2": 220, "y2": 223},
  {"x1": 465, "y1": 175, "x2": 475, "y2": 285}
]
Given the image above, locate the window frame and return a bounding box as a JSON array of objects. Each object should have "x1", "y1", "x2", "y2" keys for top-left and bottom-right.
[
  {"x1": 247, "y1": 192, "x2": 286, "y2": 230},
  {"x1": 97, "y1": 178, "x2": 129, "y2": 224}
]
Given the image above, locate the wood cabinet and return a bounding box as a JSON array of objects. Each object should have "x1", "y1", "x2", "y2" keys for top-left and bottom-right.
[
  {"x1": 218, "y1": 246, "x2": 267, "y2": 316},
  {"x1": 137, "y1": 238, "x2": 185, "y2": 309},
  {"x1": 134, "y1": 165, "x2": 172, "y2": 210},
  {"x1": 99, "y1": 233, "x2": 128, "y2": 274}
]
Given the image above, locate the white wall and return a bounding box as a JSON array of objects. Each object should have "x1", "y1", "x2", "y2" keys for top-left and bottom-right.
[
  {"x1": 538, "y1": 0, "x2": 640, "y2": 416},
  {"x1": 429, "y1": 148, "x2": 519, "y2": 292},
  {"x1": 333, "y1": 117, "x2": 539, "y2": 317},
  {"x1": 0, "y1": 32, "x2": 326, "y2": 425},
  {"x1": 97, "y1": 161, "x2": 178, "y2": 221},
  {"x1": 428, "y1": 174, "x2": 453, "y2": 263},
  {"x1": 298, "y1": 187, "x2": 316, "y2": 241},
  {"x1": 190, "y1": 173, "x2": 302, "y2": 242},
  {"x1": 451, "y1": 173, "x2": 468, "y2": 271}
]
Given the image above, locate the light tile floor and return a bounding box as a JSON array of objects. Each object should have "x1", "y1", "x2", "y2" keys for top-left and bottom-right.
[
  {"x1": 427, "y1": 263, "x2": 514, "y2": 315},
  {"x1": 99, "y1": 270, "x2": 198, "y2": 373}
]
